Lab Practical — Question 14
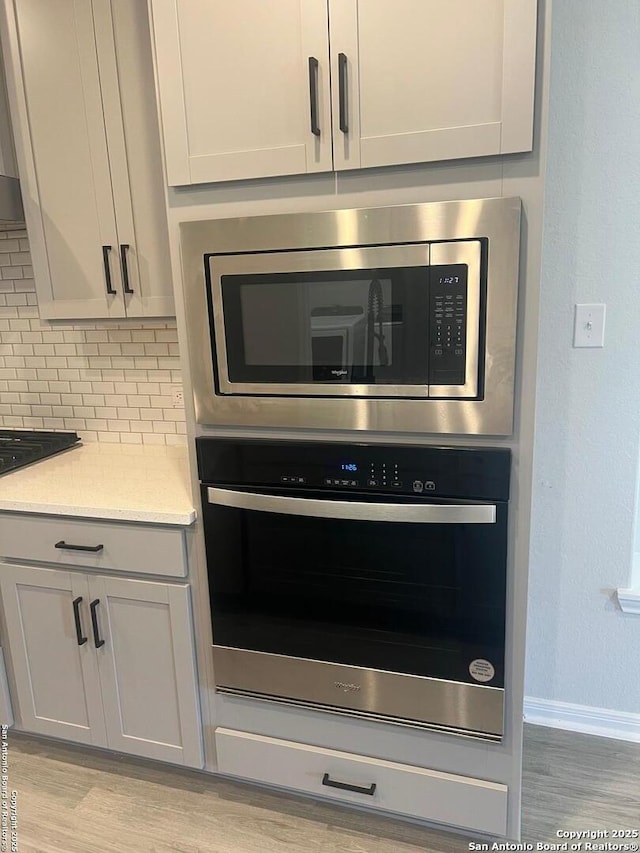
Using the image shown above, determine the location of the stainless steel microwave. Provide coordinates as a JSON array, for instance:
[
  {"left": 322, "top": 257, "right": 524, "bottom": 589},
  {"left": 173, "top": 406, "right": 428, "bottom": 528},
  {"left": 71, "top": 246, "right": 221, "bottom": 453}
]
[{"left": 180, "top": 197, "right": 521, "bottom": 436}]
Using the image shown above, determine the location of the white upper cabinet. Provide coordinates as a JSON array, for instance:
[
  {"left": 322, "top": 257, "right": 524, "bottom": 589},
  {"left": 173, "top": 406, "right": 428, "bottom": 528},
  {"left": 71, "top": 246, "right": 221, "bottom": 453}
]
[
  {"left": 151, "top": 0, "right": 537, "bottom": 186},
  {"left": 0, "top": 0, "right": 173, "bottom": 320},
  {"left": 151, "top": 0, "right": 332, "bottom": 185}
]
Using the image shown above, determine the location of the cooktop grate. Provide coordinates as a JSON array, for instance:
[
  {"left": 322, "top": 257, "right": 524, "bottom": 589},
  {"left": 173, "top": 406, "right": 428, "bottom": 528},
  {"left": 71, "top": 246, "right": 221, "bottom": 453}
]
[{"left": 0, "top": 430, "right": 80, "bottom": 475}]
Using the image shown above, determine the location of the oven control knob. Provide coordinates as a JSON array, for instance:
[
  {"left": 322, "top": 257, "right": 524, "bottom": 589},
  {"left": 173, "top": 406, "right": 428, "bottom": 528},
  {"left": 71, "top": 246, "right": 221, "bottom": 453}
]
[
  {"left": 412, "top": 480, "right": 424, "bottom": 493},
  {"left": 425, "top": 481, "right": 436, "bottom": 491}
]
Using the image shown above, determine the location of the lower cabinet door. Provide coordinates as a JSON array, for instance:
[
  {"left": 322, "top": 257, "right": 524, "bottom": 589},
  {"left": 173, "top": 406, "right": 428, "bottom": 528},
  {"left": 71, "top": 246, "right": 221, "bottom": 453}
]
[
  {"left": 89, "top": 575, "right": 203, "bottom": 767},
  {"left": 0, "top": 564, "right": 106, "bottom": 745},
  {"left": 216, "top": 728, "right": 508, "bottom": 836}
]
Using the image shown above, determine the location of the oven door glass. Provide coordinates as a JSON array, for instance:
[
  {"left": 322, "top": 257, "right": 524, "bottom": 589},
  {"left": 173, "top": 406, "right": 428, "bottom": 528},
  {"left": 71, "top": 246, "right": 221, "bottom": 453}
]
[
  {"left": 203, "top": 487, "right": 507, "bottom": 688},
  {"left": 207, "top": 242, "right": 481, "bottom": 398}
]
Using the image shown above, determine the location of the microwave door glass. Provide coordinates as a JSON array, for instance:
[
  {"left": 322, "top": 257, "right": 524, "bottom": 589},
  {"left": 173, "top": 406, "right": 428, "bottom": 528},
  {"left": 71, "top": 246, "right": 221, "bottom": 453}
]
[{"left": 219, "top": 267, "right": 430, "bottom": 389}]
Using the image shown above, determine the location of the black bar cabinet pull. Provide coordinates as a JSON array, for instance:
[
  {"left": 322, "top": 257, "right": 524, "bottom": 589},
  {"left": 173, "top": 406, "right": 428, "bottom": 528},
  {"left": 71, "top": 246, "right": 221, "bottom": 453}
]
[
  {"left": 72, "top": 597, "right": 88, "bottom": 646},
  {"left": 120, "top": 243, "right": 134, "bottom": 294},
  {"left": 308, "top": 56, "right": 321, "bottom": 136},
  {"left": 102, "top": 245, "right": 116, "bottom": 295},
  {"left": 321, "top": 773, "right": 377, "bottom": 796},
  {"left": 338, "top": 53, "right": 349, "bottom": 133},
  {"left": 90, "top": 599, "right": 105, "bottom": 648},
  {"left": 55, "top": 540, "right": 104, "bottom": 553}
]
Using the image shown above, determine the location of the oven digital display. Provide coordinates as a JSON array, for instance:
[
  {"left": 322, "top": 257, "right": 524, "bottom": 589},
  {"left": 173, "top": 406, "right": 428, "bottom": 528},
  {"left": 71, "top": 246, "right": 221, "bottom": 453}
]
[{"left": 341, "top": 463, "right": 358, "bottom": 472}]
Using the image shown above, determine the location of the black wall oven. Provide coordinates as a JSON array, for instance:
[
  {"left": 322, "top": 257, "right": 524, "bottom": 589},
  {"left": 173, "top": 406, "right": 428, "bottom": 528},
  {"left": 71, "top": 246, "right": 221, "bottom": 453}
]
[{"left": 198, "top": 438, "right": 511, "bottom": 741}]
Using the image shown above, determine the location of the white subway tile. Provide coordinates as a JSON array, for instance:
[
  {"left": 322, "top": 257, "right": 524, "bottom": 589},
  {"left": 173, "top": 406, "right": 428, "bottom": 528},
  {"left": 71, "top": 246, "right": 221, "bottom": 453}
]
[
  {"left": 121, "top": 433, "right": 143, "bottom": 445},
  {"left": 60, "top": 394, "right": 84, "bottom": 406},
  {"left": 150, "top": 395, "right": 170, "bottom": 408},
  {"left": 135, "top": 382, "right": 160, "bottom": 395},
  {"left": 73, "top": 407, "right": 96, "bottom": 419},
  {"left": 98, "top": 432, "right": 120, "bottom": 443},
  {"left": 107, "top": 420, "right": 130, "bottom": 432},
  {"left": 162, "top": 409, "right": 185, "bottom": 422},
  {"left": 138, "top": 408, "right": 164, "bottom": 422},
  {"left": 131, "top": 329, "right": 155, "bottom": 342},
  {"left": 64, "top": 418, "right": 86, "bottom": 430},
  {"left": 39, "top": 393, "right": 62, "bottom": 405},
  {"left": 115, "top": 407, "right": 140, "bottom": 420},
  {"left": 85, "top": 330, "right": 108, "bottom": 343},
  {"left": 114, "top": 382, "right": 138, "bottom": 395},
  {"left": 94, "top": 407, "right": 118, "bottom": 419},
  {"left": 142, "top": 433, "right": 166, "bottom": 445},
  {"left": 128, "top": 420, "right": 153, "bottom": 433},
  {"left": 125, "top": 394, "right": 150, "bottom": 408},
  {"left": 104, "top": 395, "right": 127, "bottom": 407},
  {"left": 54, "top": 344, "right": 77, "bottom": 356},
  {"left": 98, "top": 343, "right": 122, "bottom": 356},
  {"left": 152, "top": 421, "right": 176, "bottom": 434},
  {"left": 82, "top": 394, "right": 105, "bottom": 406},
  {"left": 121, "top": 343, "right": 145, "bottom": 356},
  {"left": 165, "top": 434, "right": 187, "bottom": 446},
  {"left": 22, "top": 417, "right": 45, "bottom": 429},
  {"left": 108, "top": 330, "right": 132, "bottom": 343},
  {"left": 47, "top": 381, "right": 71, "bottom": 393}
]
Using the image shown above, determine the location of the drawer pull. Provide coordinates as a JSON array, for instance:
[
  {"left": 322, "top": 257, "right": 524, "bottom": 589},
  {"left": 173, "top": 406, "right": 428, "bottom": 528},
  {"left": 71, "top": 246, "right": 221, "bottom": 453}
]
[
  {"left": 321, "top": 773, "right": 376, "bottom": 796},
  {"left": 90, "top": 599, "right": 105, "bottom": 649},
  {"left": 72, "top": 596, "right": 88, "bottom": 646},
  {"left": 55, "top": 540, "right": 104, "bottom": 553}
]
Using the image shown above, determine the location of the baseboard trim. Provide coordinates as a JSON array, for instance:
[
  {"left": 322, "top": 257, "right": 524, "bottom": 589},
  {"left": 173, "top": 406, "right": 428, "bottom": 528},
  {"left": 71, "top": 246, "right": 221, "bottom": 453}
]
[{"left": 524, "top": 697, "right": 640, "bottom": 743}]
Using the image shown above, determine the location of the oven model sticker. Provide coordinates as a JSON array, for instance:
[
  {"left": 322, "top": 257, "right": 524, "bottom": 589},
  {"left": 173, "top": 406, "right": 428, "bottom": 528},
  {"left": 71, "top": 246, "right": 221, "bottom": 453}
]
[{"left": 469, "top": 659, "right": 495, "bottom": 683}]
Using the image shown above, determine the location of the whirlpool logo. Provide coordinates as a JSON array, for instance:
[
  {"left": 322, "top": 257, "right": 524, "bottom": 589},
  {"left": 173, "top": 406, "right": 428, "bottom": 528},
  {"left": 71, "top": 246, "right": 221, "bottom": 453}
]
[
  {"left": 331, "top": 369, "right": 348, "bottom": 377},
  {"left": 334, "top": 681, "right": 361, "bottom": 693}
]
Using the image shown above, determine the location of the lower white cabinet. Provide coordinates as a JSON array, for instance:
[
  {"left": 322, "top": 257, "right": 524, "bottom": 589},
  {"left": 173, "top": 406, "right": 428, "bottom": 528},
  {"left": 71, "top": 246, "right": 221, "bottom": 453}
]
[
  {"left": 0, "top": 564, "right": 202, "bottom": 768},
  {"left": 216, "top": 728, "right": 508, "bottom": 836}
]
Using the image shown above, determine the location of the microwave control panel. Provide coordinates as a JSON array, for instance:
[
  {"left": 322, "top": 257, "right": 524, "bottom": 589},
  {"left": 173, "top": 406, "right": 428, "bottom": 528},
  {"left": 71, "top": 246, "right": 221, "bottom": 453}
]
[{"left": 429, "top": 264, "right": 468, "bottom": 387}]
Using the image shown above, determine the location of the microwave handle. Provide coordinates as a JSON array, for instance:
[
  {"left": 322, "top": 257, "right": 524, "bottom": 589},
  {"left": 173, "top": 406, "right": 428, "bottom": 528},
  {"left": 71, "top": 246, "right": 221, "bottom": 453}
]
[{"left": 207, "top": 488, "right": 496, "bottom": 524}]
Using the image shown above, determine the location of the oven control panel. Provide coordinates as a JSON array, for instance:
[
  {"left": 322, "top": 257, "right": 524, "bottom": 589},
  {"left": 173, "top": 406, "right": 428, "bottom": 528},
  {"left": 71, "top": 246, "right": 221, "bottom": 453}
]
[{"left": 197, "top": 438, "right": 511, "bottom": 502}]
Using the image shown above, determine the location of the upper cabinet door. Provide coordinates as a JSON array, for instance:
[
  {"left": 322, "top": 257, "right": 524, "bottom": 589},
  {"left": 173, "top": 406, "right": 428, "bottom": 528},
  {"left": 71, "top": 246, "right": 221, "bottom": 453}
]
[
  {"left": 6, "top": 0, "right": 125, "bottom": 319},
  {"left": 94, "top": 0, "right": 174, "bottom": 318},
  {"left": 330, "top": 0, "right": 537, "bottom": 171},
  {"left": 150, "top": 0, "right": 333, "bottom": 185}
]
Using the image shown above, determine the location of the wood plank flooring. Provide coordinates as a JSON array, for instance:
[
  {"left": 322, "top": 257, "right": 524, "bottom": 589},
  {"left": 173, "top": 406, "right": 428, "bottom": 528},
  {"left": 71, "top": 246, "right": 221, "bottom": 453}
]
[{"left": 6, "top": 725, "right": 640, "bottom": 852}]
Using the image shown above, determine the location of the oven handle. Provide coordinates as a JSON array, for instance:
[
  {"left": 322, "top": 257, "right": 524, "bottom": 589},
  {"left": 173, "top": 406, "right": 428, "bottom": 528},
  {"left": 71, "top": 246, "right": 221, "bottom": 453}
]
[{"left": 206, "top": 488, "right": 496, "bottom": 524}]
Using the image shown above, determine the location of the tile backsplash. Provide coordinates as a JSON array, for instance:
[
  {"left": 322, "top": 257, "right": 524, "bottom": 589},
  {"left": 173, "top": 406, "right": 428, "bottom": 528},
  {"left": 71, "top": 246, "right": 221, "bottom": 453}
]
[{"left": 0, "top": 229, "right": 186, "bottom": 445}]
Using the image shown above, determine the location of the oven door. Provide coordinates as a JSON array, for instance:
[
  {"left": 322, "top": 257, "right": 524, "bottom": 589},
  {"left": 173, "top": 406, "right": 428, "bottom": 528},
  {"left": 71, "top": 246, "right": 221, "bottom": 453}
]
[
  {"left": 207, "top": 241, "right": 481, "bottom": 399},
  {"left": 202, "top": 485, "right": 507, "bottom": 738}
]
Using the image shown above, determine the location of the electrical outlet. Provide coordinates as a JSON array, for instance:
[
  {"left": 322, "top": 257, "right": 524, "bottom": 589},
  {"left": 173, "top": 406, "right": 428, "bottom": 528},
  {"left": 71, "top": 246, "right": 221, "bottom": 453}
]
[
  {"left": 171, "top": 387, "right": 184, "bottom": 408},
  {"left": 574, "top": 304, "right": 606, "bottom": 348}
]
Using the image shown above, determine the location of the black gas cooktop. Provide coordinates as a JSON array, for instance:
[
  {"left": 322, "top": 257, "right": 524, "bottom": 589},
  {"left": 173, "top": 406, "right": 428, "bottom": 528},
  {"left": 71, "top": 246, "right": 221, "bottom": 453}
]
[{"left": 0, "top": 430, "right": 81, "bottom": 475}]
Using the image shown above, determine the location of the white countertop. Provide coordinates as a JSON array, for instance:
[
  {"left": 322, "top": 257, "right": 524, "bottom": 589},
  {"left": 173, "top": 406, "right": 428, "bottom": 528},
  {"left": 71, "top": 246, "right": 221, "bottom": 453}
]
[{"left": 0, "top": 443, "right": 197, "bottom": 525}]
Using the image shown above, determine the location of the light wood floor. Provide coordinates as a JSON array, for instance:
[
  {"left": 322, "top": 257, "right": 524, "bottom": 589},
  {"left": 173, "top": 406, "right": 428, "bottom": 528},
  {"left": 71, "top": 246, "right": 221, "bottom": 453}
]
[{"left": 7, "top": 725, "right": 640, "bottom": 852}]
